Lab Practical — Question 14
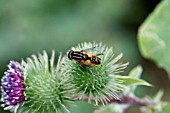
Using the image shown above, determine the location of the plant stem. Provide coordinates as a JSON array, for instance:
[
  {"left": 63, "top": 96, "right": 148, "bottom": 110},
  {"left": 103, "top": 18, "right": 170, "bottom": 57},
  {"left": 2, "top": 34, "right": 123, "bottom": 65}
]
[{"left": 73, "top": 94, "right": 155, "bottom": 107}]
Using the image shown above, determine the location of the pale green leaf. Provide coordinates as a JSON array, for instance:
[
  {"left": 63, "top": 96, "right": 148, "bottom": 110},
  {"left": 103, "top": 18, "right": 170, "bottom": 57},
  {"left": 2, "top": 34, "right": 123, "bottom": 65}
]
[
  {"left": 128, "top": 65, "right": 143, "bottom": 94},
  {"left": 116, "top": 76, "right": 152, "bottom": 87},
  {"left": 153, "top": 90, "right": 164, "bottom": 102},
  {"left": 129, "top": 65, "right": 143, "bottom": 78},
  {"left": 94, "top": 104, "right": 126, "bottom": 113},
  {"left": 163, "top": 103, "right": 170, "bottom": 113},
  {"left": 138, "top": 0, "right": 170, "bottom": 74}
]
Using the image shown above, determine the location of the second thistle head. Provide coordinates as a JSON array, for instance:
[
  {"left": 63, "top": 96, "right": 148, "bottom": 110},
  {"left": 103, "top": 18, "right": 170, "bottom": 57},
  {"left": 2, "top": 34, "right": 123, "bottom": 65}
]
[{"left": 62, "top": 42, "right": 129, "bottom": 105}]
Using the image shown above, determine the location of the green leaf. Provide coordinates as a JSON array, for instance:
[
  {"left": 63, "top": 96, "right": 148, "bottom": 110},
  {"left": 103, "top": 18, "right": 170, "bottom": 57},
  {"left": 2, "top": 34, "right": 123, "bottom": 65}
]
[
  {"left": 163, "top": 103, "right": 170, "bottom": 113},
  {"left": 129, "top": 65, "right": 143, "bottom": 78},
  {"left": 94, "top": 104, "right": 125, "bottom": 113},
  {"left": 116, "top": 76, "right": 152, "bottom": 87},
  {"left": 138, "top": 0, "right": 170, "bottom": 74},
  {"left": 153, "top": 90, "right": 164, "bottom": 102},
  {"left": 128, "top": 65, "right": 143, "bottom": 94}
]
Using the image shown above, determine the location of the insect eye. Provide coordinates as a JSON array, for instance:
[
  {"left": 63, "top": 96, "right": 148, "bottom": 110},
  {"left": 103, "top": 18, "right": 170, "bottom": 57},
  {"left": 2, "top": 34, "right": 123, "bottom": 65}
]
[
  {"left": 99, "top": 60, "right": 101, "bottom": 63},
  {"left": 98, "top": 59, "right": 101, "bottom": 64}
]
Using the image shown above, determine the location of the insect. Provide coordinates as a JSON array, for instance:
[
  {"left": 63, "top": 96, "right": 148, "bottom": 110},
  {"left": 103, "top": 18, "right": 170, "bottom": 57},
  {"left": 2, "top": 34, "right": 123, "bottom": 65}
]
[{"left": 68, "top": 48, "right": 103, "bottom": 66}]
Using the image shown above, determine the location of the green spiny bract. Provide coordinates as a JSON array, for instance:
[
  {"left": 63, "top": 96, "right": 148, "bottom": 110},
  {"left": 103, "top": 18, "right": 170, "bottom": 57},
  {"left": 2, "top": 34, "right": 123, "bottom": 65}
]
[
  {"left": 61, "top": 42, "right": 129, "bottom": 105},
  {"left": 18, "top": 51, "right": 74, "bottom": 113}
]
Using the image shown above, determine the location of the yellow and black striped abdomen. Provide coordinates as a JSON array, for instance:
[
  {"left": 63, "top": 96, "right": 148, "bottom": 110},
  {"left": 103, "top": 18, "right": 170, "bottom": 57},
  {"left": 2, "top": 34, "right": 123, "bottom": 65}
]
[
  {"left": 68, "top": 50, "right": 101, "bottom": 66},
  {"left": 68, "top": 50, "right": 88, "bottom": 62}
]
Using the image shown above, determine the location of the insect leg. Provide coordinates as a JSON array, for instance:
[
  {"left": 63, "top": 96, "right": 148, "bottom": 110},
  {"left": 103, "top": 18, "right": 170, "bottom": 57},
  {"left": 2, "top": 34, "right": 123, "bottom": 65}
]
[{"left": 96, "top": 53, "right": 104, "bottom": 56}]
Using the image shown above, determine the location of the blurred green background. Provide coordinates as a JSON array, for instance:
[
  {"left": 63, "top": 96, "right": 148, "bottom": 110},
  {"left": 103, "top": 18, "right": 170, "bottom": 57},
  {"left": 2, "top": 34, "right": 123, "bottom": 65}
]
[{"left": 1, "top": 0, "right": 169, "bottom": 113}]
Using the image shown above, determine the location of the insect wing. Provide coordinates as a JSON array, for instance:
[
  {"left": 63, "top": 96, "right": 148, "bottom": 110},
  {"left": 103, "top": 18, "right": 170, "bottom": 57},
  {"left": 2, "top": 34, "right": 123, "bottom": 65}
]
[{"left": 82, "top": 46, "right": 104, "bottom": 56}]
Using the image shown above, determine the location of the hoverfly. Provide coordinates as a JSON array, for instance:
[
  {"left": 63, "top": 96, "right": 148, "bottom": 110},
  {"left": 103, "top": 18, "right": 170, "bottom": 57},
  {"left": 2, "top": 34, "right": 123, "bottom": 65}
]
[{"left": 68, "top": 47, "right": 103, "bottom": 66}]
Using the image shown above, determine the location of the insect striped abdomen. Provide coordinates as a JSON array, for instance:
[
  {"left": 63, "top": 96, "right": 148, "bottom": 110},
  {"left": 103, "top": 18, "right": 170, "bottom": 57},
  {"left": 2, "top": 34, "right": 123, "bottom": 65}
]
[{"left": 68, "top": 49, "right": 102, "bottom": 66}]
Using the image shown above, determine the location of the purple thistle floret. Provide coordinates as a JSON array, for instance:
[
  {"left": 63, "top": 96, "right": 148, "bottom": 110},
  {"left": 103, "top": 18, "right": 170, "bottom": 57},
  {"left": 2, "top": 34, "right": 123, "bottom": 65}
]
[{"left": 1, "top": 61, "right": 26, "bottom": 111}]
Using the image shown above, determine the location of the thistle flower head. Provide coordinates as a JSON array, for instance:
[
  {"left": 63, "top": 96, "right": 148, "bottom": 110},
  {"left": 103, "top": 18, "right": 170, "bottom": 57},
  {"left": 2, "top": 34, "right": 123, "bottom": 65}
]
[
  {"left": 62, "top": 42, "right": 129, "bottom": 105},
  {"left": 16, "top": 51, "right": 74, "bottom": 113},
  {"left": 1, "top": 61, "right": 26, "bottom": 112}
]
